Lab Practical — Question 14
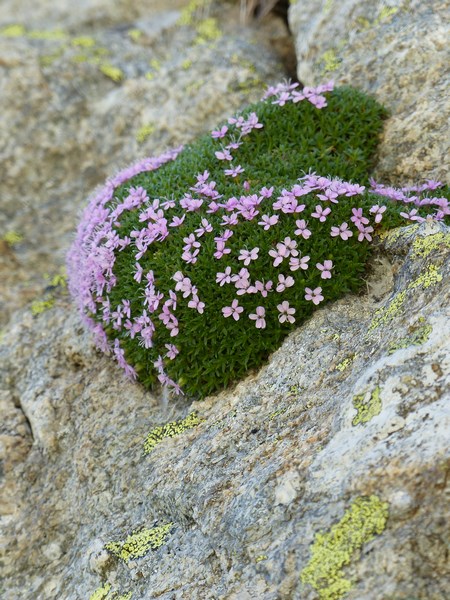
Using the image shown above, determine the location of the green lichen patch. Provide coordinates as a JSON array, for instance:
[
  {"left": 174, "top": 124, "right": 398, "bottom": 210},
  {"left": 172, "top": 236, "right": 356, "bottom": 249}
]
[
  {"left": 300, "top": 495, "right": 389, "bottom": 600},
  {"left": 411, "top": 232, "right": 450, "bottom": 260},
  {"left": 89, "top": 583, "right": 111, "bottom": 600},
  {"left": 136, "top": 123, "right": 155, "bottom": 144},
  {"left": 31, "top": 298, "right": 55, "bottom": 316},
  {"left": 369, "top": 290, "right": 406, "bottom": 331},
  {"left": 352, "top": 387, "right": 382, "bottom": 426},
  {"left": 320, "top": 49, "right": 341, "bottom": 73},
  {"left": 1, "top": 230, "right": 23, "bottom": 245},
  {"left": 255, "top": 554, "right": 268, "bottom": 562},
  {"left": 105, "top": 523, "right": 173, "bottom": 562},
  {"left": 143, "top": 412, "right": 202, "bottom": 454},
  {"left": 388, "top": 319, "right": 432, "bottom": 355},
  {"left": 195, "top": 17, "right": 221, "bottom": 44},
  {"left": 335, "top": 353, "right": 357, "bottom": 372},
  {"left": 408, "top": 264, "right": 442, "bottom": 290},
  {"left": 0, "top": 24, "right": 26, "bottom": 37},
  {"left": 99, "top": 63, "right": 124, "bottom": 83}
]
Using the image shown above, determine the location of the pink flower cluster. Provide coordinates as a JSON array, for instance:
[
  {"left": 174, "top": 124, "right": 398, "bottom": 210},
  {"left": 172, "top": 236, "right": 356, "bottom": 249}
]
[{"left": 263, "top": 80, "right": 335, "bottom": 109}]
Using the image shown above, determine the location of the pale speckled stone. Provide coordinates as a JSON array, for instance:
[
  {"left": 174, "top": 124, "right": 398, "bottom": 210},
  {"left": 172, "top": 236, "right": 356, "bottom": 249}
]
[{"left": 289, "top": 0, "right": 450, "bottom": 185}]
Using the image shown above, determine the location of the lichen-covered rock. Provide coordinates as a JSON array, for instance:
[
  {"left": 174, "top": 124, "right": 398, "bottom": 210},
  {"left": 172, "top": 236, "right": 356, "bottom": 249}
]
[
  {"left": 1, "top": 220, "right": 449, "bottom": 598},
  {"left": 289, "top": 0, "right": 450, "bottom": 186}
]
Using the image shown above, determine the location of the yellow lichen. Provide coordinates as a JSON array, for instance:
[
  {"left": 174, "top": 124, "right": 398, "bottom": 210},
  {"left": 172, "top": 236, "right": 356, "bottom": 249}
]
[
  {"left": 255, "top": 554, "right": 268, "bottom": 562},
  {"left": 31, "top": 299, "right": 55, "bottom": 316},
  {"left": 149, "top": 58, "right": 161, "bottom": 71},
  {"left": 0, "top": 24, "right": 26, "bottom": 37},
  {"left": 136, "top": 123, "right": 155, "bottom": 144},
  {"left": 28, "top": 28, "right": 67, "bottom": 40},
  {"left": 177, "top": 0, "right": 211, "bottom": 26},
  {"left": 128, "top": 28, "right": 142, "bottom": 42},
  {"left": 388, "top": 319, "right": 432, "bottom": 354},
  {"left": 377, "top": 6, "right": 399, "bottom": 22},
  {"left": 143, "top": 412, "right": 202, "bottom": 454},
  {"left": 2, "top": 231, "right": 23, "bottom": 245},
  {"left": 181, "top": 58, "right": 193, "bottom": 69},
  {"left": 321, "top": 49, "right": 340, "bottom": 73},
  {"left": 89, "top": 583, "right": 111, "bottom": 600},
  {"left": 99, "top": 64, "right": 124, "bottom": 83},
  {"left": 300, "top": 496, "right": 389, "bottom": 600},
  {"left": 105, "top": 523, "right": 173, "bottom": 562},
  {"left": 335, "top": 354, "right": 357, "bottom": 372},
  {"left": 71, "top": 36, "right": 96, "bottom": 48},
  {"left": 368, "top": 290, "right": 406, "bottom": 331},
  {"left": 195, "top": 18, "right": 221, "bottom": 44},
  {"left": 411, "top": 232, "right": 450, "bottom": 259},
  {"left": 352, "top": 387, "right": 382, "bottom": 426},
  {"left": 408, "top": 264, "right": 442, "bottom": 290}
]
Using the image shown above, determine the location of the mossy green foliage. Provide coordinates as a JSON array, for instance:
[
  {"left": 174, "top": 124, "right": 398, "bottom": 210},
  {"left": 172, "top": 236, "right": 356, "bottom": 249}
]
[
  {"left": 104, "top": 87, "right": 389, "bottom": 397},
  {"left": 143, "top": 412, "right": 202, "bottom": 454},
  {"left": 300, "top": 495, "right": 389, "bottom": 600},
  {"left": 352, "top": 386, "right": 382, "bottom": 426},
  {"left": 105, "top": 523, "right": 173, "bottom": 562},
  {"left": 81, "top": 85, "right": 450, "bottom": 399}
]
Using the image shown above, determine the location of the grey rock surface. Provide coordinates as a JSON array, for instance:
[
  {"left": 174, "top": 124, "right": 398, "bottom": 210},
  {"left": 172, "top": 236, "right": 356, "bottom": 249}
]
[{"left": 289, "top": 0, "right": 450, "bottom": 186}]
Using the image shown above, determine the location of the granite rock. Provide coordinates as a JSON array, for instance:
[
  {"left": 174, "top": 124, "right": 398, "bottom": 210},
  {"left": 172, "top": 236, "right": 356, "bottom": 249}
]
[{"left": 289, "top": 0, "right": 450, "bottom": 186}]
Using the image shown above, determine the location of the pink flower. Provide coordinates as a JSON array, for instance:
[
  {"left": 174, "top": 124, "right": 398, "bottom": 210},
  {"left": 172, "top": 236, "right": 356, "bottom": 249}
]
[
  {"left": 369, "top": 204, "right": 387, "bottom": 223},
  {"left": 330, "top": 222, "right": 353, "bottom": 240},
  {"left": 222, "top": 299, "right": 243, "bottom": 321},
  {"left": 282, "top": 237, "right": 298, "bottom": 257},
  {"left": 399, "top": 208, "right": 425, "bottom": 222},
  {"left": 188, "top": 295, "right": 205, "bottom": 314},
  {"left": 289, "top": 255, "right": 310, "bottom": 271},
  {"left": 356, "top": 224, "right": 374, "bottom": 242},
  {"left": 195, "top": 218, "right": 213, "bottom": 237},
  {"left": 258, "top": 214, "right": 279, "bottom": 230},
  {"left": 259, "top": 186, "right": 274, "bottom": 198},
  {"left": 238, "top": 247, "right": 259, "bottom": 266},
  {"left": 247, "top": 280, "right": 273, "bottom": 297},
  {"left": 316, "top": 260, "right": 333, "bottom": 279},
  {"left": 305, "top": 287, "right": 324, "bottom": 305},
  {"left": 311, "top": 205, "right": 331, "bottom": 222},
  {"left": 165, "top": 344, "right": 179, "bottom": 359},
  {"left": 249, "top": 306, "right": 266, "bottom": 329},
  {"left": 276, "top": 274, "right": 295, "bottom": 292},
  {"left": 216, "top": 266, "right": 233, "bottom": 286},
  {"left": 350, "top": 208, "right": 369, "bottom": 227},
  {"left": 317, "top": 189, "right": 339, "bottom": 203},
  {"left": 211, "top": 125, "right": 228, "bottom": 139},
  {"left": 277, "top": 301, "right": 296, "bottom": 324},
  {"left": 134, "top": 262, "right": 143, "bottom": 283},
  {"left": 215, "top": 148, "right": 232, "bottom": 161},
  {"left": 294, "top": 219, "right": 312, "bottom": 239},
  {"left": 169, "top": 215, "right": 186, "bottom": 227},
  {"left": 225, "top": 165, "right": 245, "bottom": 177}
]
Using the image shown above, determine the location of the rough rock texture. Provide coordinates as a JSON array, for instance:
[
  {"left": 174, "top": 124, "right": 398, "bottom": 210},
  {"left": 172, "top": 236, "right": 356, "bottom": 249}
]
[
  {"left": 1, "top": 2, "right": 450, "bottom": 600},
  {"left": 2, "top": 222, "right": 449, "bottom": 599},
  {"left": 289, "top": 0, "right": 450, "bottom": 186}
]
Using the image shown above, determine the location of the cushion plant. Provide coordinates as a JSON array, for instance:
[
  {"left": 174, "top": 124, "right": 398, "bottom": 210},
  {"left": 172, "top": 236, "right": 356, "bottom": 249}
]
[{"left": 67, "top": 81, "right": 450, "bottom": 399}]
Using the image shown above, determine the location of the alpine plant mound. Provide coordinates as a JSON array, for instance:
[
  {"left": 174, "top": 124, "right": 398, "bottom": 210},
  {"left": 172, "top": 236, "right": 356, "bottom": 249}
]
[{"left": 67, "top": 81, "right": 450, "bottom": 399}]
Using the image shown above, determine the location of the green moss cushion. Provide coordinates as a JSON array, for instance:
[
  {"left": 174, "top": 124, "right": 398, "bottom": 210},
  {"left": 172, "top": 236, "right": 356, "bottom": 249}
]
[{"left": 67, "top": 81, "right": 449, "bottom": 399}]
